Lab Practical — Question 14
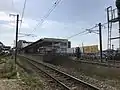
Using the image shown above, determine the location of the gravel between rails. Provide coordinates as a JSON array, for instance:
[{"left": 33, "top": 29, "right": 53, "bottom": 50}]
[
  {"left": 20, "top": 55, "right": 118, "bottom": 90},
  {"left": 37, "top": 61, "right": 117, "bottom": 90},
  {"left": 44, "top": 62, "right": 118, "bottom": 90},
  {"left": 17, "top": 57, "right": 65, "bottom": 90},
  {"left": 29, "top": 59, "right": 99, "bottom": 90},
  {"left": 56, "top": 66, "right": 118, "bottom": 90}
]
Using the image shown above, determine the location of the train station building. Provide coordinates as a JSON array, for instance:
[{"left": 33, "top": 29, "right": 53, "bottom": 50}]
[{"left": 20, "top": 38, "right": 71, "bottom": 54}]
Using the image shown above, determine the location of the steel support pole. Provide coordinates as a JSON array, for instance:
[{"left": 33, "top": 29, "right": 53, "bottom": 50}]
[
  {"left": 15, "top": 14, "right": 19, "bottom": 71},
  {"left": 118, "top": 9, "right": 120, "bottom": 49},
  {"left": 99, "top": 23, "right": 103, "bottom": 62},
  {"left": 107, "top": 7, "right": 110, "bottom": 49}
]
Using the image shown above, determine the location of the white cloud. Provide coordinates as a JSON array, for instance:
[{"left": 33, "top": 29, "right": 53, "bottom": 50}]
[
  {"left": 0, "top": 0, "right": 118, "bottom": 49},
  {"left": 40, "top": 20, "right": 88, "bottom": 37},
  {"left": 0, "top": 28, "right": 15, "bottom": 47},
  {"left": 0, "top": 10, "right": 38, "bottom": 46},
  {"left": 20, "top": 22, "right": 29, "bottom": 29},
  {"left": 0, "top": 12, "right": 13, "bottom": 21},
  {"left": 0, "top": 11, "right": 15, "bottom": 29},
  {"left": 34, "top": 20, "right": 119, "bottom": 49},
  {"left": 0, "top": 11, "right": 37, "bottom": 29},
  {"left": 20, "top": 18, "right": 38, "bottom": 29}
]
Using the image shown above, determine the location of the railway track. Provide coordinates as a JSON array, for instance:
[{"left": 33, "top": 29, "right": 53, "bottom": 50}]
[{"left": 19, "top": 55, "right": 100, "bottom": 90}]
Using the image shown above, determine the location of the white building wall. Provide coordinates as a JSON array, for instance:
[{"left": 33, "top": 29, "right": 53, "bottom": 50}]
[
  {"left": 22, "top": 43, "right": 32, "bottom": 48},
  {"left": 52, "top": 42, "right": 68, "bottom": 53},
  {"left": 67, "top": 48, "right": 75, "bottom": 54}
]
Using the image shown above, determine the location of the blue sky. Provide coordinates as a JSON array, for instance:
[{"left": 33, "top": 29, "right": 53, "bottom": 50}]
[{"left": 0, "top": 0, "right": 119, "bottom": 49}]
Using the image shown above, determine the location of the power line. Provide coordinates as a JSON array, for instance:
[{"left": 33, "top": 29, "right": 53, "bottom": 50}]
[
  {"left": 19, "top": 0, "right": 27, "bottom": 33},
  {"left": 87, "top": 22, "right": 108, "bottom": 30},
  {"left": 18, "top": 33, "right": 37, "bottom": 38},
  {"left": 18, "top": 35, "right": 36, "bottom": 37},
  {"left": 67, "top": 30, "right": 87, "bottom": 39},
  {"left": 67, "top": 27, "right": 97, "bottom": 39},
  {"left": 19, "top": 21, "right": 108, "bottom": 38},
  {"left": 18, "top": 0, "right": 32, "bottom": 38},
  {"left": 19, "top": 33, "right": 36, "bottom": 36},
  {"left": 67, "top": 22, "right": 108, "bottom": 39},
  {"left": 19, "top": 0, "right": 62, "bottom": 38},
  {"left": 79, "top": 32, "right": 90, "bottom": 36},
  {"left": 33, "top": 0, "right": 62, "bottom": 31},
  {"left": 19, "top": 33, "right": 37, "bottom": 37}
]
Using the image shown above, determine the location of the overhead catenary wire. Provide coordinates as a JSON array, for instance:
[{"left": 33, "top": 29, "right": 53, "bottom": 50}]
[
  {"left": 67, "top": 30, "right": 87, "bottom": 39},
  {"left": 18, "top": 35, "right": 36, "bottom": 37},
  {"left": 33, "top": 0, "right": 62, "bottom": 31},
  {"left": 18, "top": 0, "right": 109, "bottom": 39},
  {"left": 67, "top": 22, "right": 108, "bottom": 39},
  {"left": 19, "top": 21, "right": 108, "bottom": 39},
  {"left": 11, "top": 0, "right": 33, "bottom": 38},
  {"left": 19, "top": 33, "right": 36, "bottom": 36},
  {"left": 19, "top": 0, "right": 27, "bottom": 33},
  {"left": 19, "top": 0, "right": 62, "bottom": 38},
  {"left": 20, "top": 0, "right": 108, "bottom": 38},
  {"left": 18, "top": 0, "right": 35, "bottom": 38},
  {"left": 77, "top": 31, "right": 90, "bottom": 37}
]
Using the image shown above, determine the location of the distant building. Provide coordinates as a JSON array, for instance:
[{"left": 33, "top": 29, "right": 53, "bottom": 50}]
[
  {"left": 0, "top": 42, "right": 4, "bottom": 52},
  {"left": 21, "top": 38, "right": 71, "bottom": 54},
  {"left": 0, "top": 42, "right": 11, "bottom": 53},
  {"left": 0, "top": 42, "right": 4, "bottom": 47},
  {"left": 39, "top": 38, "right": 71, "bottom": 53},
  {"left": 17, "top": 40, "right": 33, "bottom": 49},
  {"left": 67, "top": 48, "right": 75, "bottom": 54},
  {"left": 81, "top": 45, "right": 98, "bottom": 53},
  {"left": 3, "top": 46, "right": 11, "bottom": 50}
]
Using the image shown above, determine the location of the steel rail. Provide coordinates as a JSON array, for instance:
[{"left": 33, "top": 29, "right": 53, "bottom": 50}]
[
  {"left": 27, "top": 59, "right": 71, "bottom": 90},
  {"left": 19, "top": 55, "right": 100, "bottom": 90}
]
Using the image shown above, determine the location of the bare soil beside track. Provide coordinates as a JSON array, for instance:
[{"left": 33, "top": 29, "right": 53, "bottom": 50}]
[{"left": 0, "top": 55, "right": 46, "bottom": 90}]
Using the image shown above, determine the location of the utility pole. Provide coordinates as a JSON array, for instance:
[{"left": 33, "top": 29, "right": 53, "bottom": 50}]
[
  {"left": 15, "top": 14, "right": 19, "bottom": 71},
  {"left": 99, "top": 23, "right": 103, "bottom": 62}
]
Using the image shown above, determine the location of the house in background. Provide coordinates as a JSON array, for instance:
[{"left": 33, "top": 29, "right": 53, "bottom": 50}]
[
  {"left": 0, "top": 42, "right": 11, "bottom": 53},
  {"left": 17, "top": 40, "right": 33, "bottom": 49},
  {"left": 0, "top": 42, "right": 4, "bottom": 52}
]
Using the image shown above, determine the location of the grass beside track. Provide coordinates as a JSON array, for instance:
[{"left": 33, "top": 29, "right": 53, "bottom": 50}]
[
  {"left": 0, "top": 55, "right": 17, "bottom": 79},
  {"left": 17, "top": 56, "right": 45, "bottom": 90},
  {"left": 17, "top": 66, "right": 44, "bottom": 90},
  {"left": 0, "top": 55, "right": 44, "bottom": 89}
]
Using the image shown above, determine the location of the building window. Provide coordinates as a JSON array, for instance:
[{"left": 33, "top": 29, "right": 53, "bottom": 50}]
[{"left": 61, "top": 42, "right": 67, "bottom": 46}]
